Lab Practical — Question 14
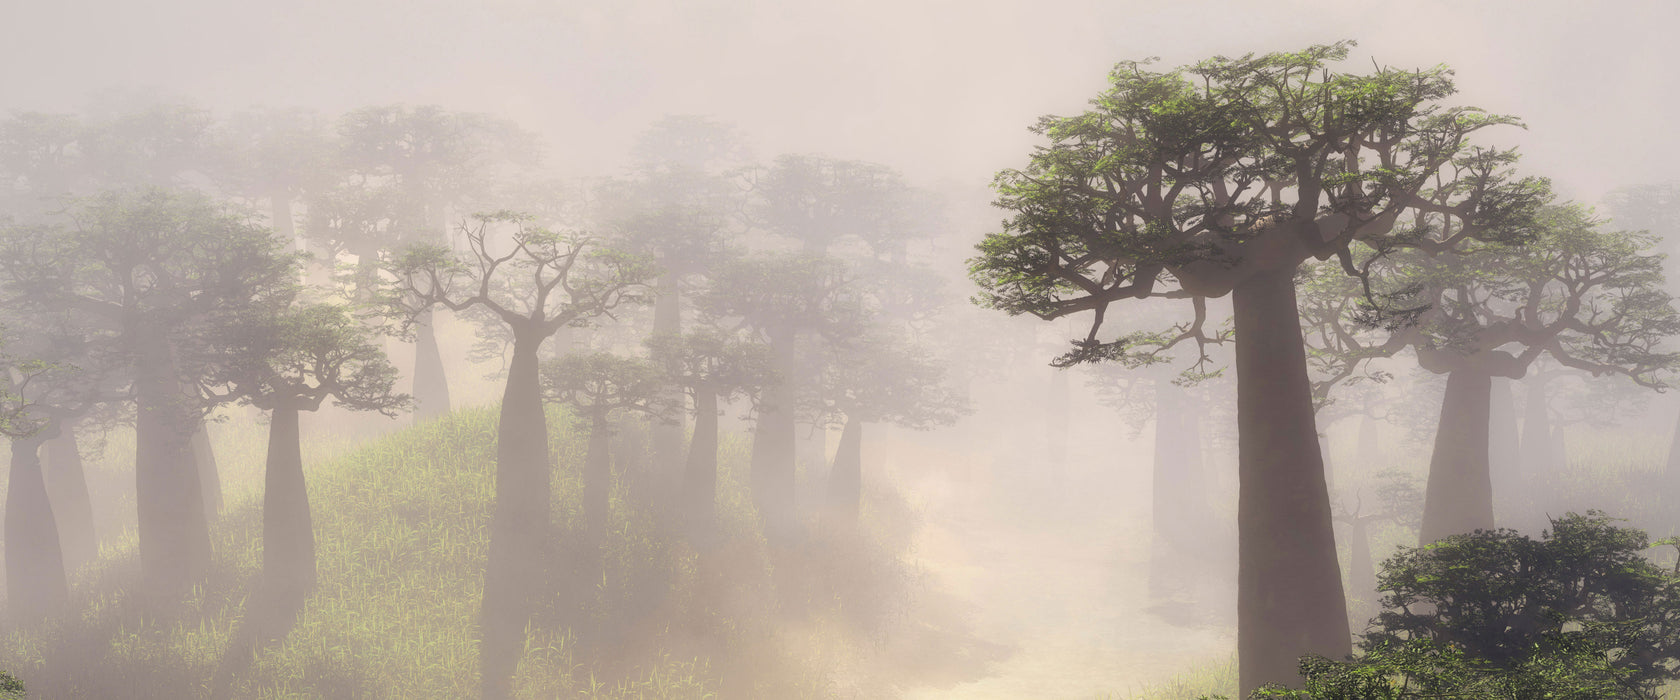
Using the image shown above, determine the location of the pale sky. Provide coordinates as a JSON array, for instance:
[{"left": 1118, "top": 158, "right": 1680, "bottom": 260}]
[{"left": 2, "top": 0, "right": 1675, "bottom": 202}]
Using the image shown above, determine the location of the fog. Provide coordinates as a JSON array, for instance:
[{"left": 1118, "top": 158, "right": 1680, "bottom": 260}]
[{"left": 0, "top": 1, "right": 1678, "bottom": 699}]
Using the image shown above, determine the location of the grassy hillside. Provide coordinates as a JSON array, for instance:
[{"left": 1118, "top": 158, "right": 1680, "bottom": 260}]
[{"left": 1, "top": 405, "right": 940, "bottom": 699}]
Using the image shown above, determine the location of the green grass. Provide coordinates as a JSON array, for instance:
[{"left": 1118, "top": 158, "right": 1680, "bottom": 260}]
[{"left": 1, "top": 404, "right": 922, "bottom": 699}]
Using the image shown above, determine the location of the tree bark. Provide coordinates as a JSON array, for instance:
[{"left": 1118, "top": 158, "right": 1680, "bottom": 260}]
[
  {"left": 261, "top": 404, "right": 315, "bottom": 611},
  {"left": 750, "top": 326, "right": 799, "bottom": 546},
  {"left": 1231, "top": 267, "right": 1350, "bottom": 696},
  {"left": 6, "top": 436, "right": 67, "bottom": 626},
  {"left": 478, "top": 335, "right": 551, "bottom": 700},
  {"left": 192, "top": 420, "right": 222, "bottom": 520},
  {"left": 681, "top": 387, "right": 720, "bottom": 536},
  {"left": 135, "top": 337, "right": 213, "bottom": 598},
  {"left": 1419, "top": 370, "right": 1495, "bottom": 545},
  {"left": 824, "top": 416, "right": 863, "bottom": 527},
  {"left": 413, "top": 309, "right": 452, "bottom": 424},
  {"left": 1518, "top": 373, "right": 1554, "bottom": 479},
  {"left": 584, "top": 412, "right": 613, "bottom": 548},
  {"left": 1488, "top": 377, "right": 1522, "bottom": 516},
  {"left": 42, "top": 426, "right": 96, "bottom": 573}
]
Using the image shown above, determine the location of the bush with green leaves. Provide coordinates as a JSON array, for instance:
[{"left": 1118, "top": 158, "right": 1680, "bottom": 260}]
[{"left": 1212, "top": 512, "right": 1680, "bottom": 699}]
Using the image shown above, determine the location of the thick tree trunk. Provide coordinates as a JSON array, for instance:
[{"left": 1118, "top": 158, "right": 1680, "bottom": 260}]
[
  {"left": 750, "top": 326, "right": 799, "bottom": 545},
  {"left": 271, "top": 192, "right": 297, "bottom": 253},
  {"left": 584, "top": 413, "right": 613, "bottom": 548},
  {"left": 1355, "top": 414, "right": 1380, "bottom": 475},
  {"left": 651, "top": 271, "right": 685, "bottom": 489},
  {"left": 478, "top": 336, "right": 551, "bottom": 700},
  {"left": 42, "top": 426, "right": 96, "bottom": 573},
  {"left": 1488, "top": 378, "right": 1522, "bottom": 516},
  {"left": 261, "top": 405, "right": 315, "bottom": 612},
  {"left": 6, "top": 436, "right": 67, "bottom": 626},
  {"left": 824, "top": 417, "right": 863, "bottom": 527},
  {"left": 1231, "top": 267, "right": 1350, "bottom": 696},
  {"left": 1419, "top": 370, "right": 1495, "bottom": 544},
  {"left": 413, "top": 309, "right": 452, "bottom": 424},
  {"left": 135, "top": 340, "right": 213, "bottom": 598},
  {"left": 192, "top": 420, "right": 222, "bottom": 520},
  {"left": 681, "top": 387, "right": 720, "bottom": 535},
  {"left": 1519, "top": 374, "right": 1554, "bottom": 479}
]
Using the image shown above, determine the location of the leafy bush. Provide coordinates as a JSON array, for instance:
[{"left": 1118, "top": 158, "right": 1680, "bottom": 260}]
[{"left": 1217, "top": 512, "right": 1680, "bottom": 699}]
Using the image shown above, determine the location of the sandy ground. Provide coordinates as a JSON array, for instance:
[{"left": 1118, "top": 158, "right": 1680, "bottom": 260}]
[{"left": 885, "top": 430, "right": 1236, "bottom": 700}]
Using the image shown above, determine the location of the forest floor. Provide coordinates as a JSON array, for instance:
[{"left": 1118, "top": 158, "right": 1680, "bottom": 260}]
[{"left": 885, "top": 432, "right": 1236, "bottom": 700}]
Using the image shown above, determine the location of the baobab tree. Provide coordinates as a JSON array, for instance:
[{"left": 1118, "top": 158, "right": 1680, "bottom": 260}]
[
  {"left": 382, "top": 211, "right": 653, "bottom": 700},
  {"left": 204, "top": 301, "right": 408, "bottom": 616},
  {"left": 646, "top": 328, "right": 774, "bottom": 535},
  {"left": 696, "top": 252, "right": 866, "bottom": 545},
  {"left": 967, "top": 42, "right": 1538, "bottom": 692},
  {"left": 540, "top": 351, "right": 668, "bottom": 548},
  {"left": 811, "top": 328, "right": 967, "bottom": 527},
  {"left": 0, "top": 190, "right": 296, "bottom": 598}
]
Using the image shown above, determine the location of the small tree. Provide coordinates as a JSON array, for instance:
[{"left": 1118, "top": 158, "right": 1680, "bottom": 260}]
[
  {"left": 811, "top": 328, "right": 967, "bottom": 527},
  {"left": 540, "top": 351, "right": 668, "bottom": 547},
  {"left": 204, "top": 301, "right": 408, "bottom": 614},
  {"left": 646, "top": 328, "right": 775, "bottom": 534}
]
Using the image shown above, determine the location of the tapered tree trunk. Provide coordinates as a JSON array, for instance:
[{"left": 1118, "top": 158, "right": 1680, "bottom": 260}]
[
  {"left": 1419, "top": 370, "right": 1495, "bottom": 545},
  {"left": 824, "top": 417, "right": 863, "bottom": 527},
  {"left": 1231, "top": 267, "right": 1350, "bottom": 696},
  {"left": 584, "top": 412, "right": 613, "bottom": 548},
  {"left": 6, "top": 436, "right": 67, "bottom": 626},
  {"left": 651, "top": 271, "right": 685, "bottom": 488},
  {"left": 1319, "top": 433, "right": 1335, "bottom": 492},
  {"left": 413, "top": 309, "right": 452, "bottom": 424},
  {"left": 261, "top": 404, "right": 315, "bottom": 612},
  {"left": 271, "top": 192, "right": 298, "bottom": 254},
  {"left": 750, "top": 326, "right": 798, "bottom": 545},
  {"left": 1519, "top": 374, "right": 1554, "bottom": 479},
  {"left": 478, "top": 335, "right": 551, "bottom": 700},
  {"left": 135, "top": 338, "right": 213, "bottom": 598},
  {"left": 1489, "top": 378, "right": 1522, "bottom": 516},
  {"left": 681, "top": 387, "right": 720, "bottom": 535},
  {"left": 1356, "top": 414, "right": 1380, "bottom": 474},
  {"left": 193, "top": 421, "right": 222, "bottom": 520},
  {"left": 43, "top": 426, "right": 96, "bottom": 573}
]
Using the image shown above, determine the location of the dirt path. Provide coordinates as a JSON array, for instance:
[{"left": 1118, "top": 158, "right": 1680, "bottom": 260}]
[{"left": 888, "top": 434, "right": 1235, "bottom": 700}]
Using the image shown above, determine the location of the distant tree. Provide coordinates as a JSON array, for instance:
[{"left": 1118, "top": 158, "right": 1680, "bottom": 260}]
[
  {"left": 1331, "top": 469, "right": 1421, "bottom": 611},
  {"left": 333, "top": 105, "right": 541, "bottom": 421},
  {"left": 203, "top": 301, "right": 408, "bottom": 615},
  {"left": 382, "top": 211, "right": 653, "bottom": 700},
  {"left": 208, "top": 108, "right": 335, "bottom": 259},
  {"left": 646, "top": 328, "right": 775, "bottom": 534},
  {"left": 0, "top": 190, "right": 295, "bottom": 598},
  {"left": 811, "top": 328, "right": 967, "bottom": 527},
  {"left": 696, "top": 252, "right": 866, "bottom": 544},
  {"left": 597, "top": 116, "right": 748, "bottom": 481},
  {"left": 540, "top": 351, "right": 668, "bottom": 546},
  {"left": 967, "top": 42, "right": 1532, "bottom": 692},
  {"left": 1374, "top": 205, "right": 1677, "bottom": 543}
]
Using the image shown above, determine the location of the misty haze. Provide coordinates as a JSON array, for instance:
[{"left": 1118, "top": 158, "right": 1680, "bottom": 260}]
[{"left": 1, "top": 1, "right": 1679, "bottom": 698}]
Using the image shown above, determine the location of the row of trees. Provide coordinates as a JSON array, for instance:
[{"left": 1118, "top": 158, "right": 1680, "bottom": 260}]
[
  {"left": 0, "top": 101, "right": 973, "bottom": 697},
  {"left": 969, "top": 41, "right": 1680, "bottom": 694}
]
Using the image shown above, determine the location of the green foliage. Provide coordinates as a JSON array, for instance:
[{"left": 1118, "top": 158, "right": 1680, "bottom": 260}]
[{"left": 1223, "top": 512, "right": 1680, "bottom": 699}]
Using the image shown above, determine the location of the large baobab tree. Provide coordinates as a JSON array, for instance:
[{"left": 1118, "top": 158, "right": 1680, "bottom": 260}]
[
  {"left": 383, "top": 211, "right": 653, "bottom": 700},
  {"left": 968, "top": 42, "right": 1537, "bottom": 693}
]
